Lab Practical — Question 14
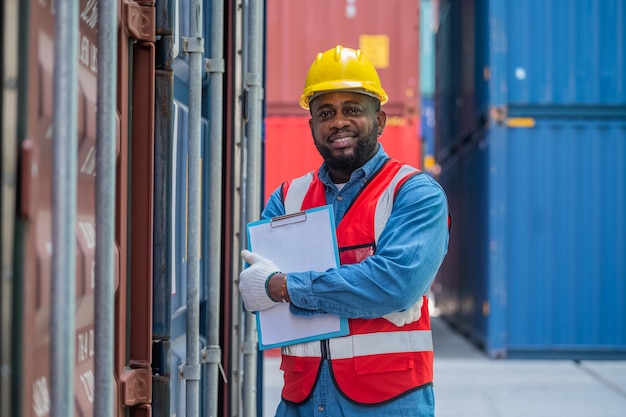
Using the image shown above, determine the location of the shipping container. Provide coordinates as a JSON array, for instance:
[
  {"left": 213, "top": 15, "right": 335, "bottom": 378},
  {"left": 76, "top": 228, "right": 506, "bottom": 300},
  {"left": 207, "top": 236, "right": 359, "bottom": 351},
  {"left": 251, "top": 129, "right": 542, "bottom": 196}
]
[
  {"left": 265, "top": 0, "right": 423, "bottom": 199},
  {"left": 419, "top": 1, "right": 438, "bottom": 174},
  {"left": 420, "top": 97, "right": 437, "bottom": 173},
  {"left": 434, "top": 0, "right": 626, "bottom": 359},
  {"left": 434, "top": 0, "right": 489, "bottom": 157},
  {"left": 2, "top": 0, "right": 264, "bottom": 416},
  {"left": 152, "top": 1, "right": 254, "bottom": 416},
  {"left": 11, "top": 1, "right": 130, "bottom": 415},
  {"left": 264, "top": 115, "right": 421, "bottom": 202},
  {"left": 266, "top": 0, "right": 421, "bottom": 117},
  {"left": 419, "top": 0, "right": 436, "bottom": 98}
]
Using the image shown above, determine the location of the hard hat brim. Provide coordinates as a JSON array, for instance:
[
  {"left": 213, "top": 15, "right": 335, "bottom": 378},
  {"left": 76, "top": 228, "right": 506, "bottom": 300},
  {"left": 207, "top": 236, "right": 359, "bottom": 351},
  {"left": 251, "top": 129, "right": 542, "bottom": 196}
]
[{"left": 300, "top": 81, "right": 388, "bottom": 110}]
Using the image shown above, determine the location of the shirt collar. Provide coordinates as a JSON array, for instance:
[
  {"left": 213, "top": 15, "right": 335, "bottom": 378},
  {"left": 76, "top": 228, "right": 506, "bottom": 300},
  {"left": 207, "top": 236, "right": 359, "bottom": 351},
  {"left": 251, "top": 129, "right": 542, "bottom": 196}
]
[{"left": 318, "top": 144, "right": 389, "bottom": 186}]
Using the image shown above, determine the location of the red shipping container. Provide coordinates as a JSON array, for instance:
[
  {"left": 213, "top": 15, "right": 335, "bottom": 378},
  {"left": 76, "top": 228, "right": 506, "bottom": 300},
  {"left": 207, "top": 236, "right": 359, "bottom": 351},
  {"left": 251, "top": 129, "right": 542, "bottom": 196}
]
[
  {"left": 264, "top": 116, "right": 421, "bottom": 204},
  {"left": 264, "top": 0, "right": 422, "bottom": 204},
  {"left": 266, "top": 0, "right": 420, "bottom": 118}
]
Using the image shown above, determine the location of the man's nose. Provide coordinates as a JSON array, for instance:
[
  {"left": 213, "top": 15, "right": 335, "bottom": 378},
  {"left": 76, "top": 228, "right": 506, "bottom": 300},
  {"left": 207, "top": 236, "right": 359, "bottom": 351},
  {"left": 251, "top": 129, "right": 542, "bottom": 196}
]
[{"left": 330, "top": 113, "right": 350, "bottom": 129}]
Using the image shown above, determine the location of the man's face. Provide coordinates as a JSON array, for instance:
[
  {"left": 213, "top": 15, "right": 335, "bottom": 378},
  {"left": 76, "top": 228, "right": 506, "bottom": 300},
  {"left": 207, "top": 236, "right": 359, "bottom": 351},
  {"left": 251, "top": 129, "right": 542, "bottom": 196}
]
[{"left": 308, "top": 91, "right": 386, "bottom": 175}]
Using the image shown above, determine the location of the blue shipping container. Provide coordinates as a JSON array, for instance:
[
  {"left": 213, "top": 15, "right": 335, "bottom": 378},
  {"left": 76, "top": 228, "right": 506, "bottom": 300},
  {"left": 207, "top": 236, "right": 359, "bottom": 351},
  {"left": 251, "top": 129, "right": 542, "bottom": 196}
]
[
  {"left": 420, "top": 97, "right": 437, "bottom": 172},
  {"left": 152, "top": 1, "right": 213, "bottom": 415},
  {"left": 435, "top": 0, "right": 626, "bottom": 158},
  {"left": 434, "top": 0, "right": 626, "bottom": 359},
  {"left": 419, "top": 0, "right": 436, "bottom": 97}
]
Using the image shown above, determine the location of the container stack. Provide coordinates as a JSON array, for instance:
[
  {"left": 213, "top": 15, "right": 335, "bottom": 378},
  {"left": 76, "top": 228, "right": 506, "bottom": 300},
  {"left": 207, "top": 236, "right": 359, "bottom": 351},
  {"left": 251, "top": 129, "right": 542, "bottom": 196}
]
[
  {"left": 434, "top": 0, "right": 626, "bottom": 359},
  {"left": 264, "top": 0, "right": 423, "bottom": 201}
]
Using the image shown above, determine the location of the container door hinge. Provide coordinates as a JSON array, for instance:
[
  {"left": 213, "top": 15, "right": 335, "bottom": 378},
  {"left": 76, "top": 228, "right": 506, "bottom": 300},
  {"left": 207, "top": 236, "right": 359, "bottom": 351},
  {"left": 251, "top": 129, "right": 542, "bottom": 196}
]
[
  {"left": 179, "top": 363, "right": 201, "bottom": 381},
  {"left": 120, "top": 367, "right": 153, "bottom": 407},
  {"left": 202, "top": 345, "right": 228, "bottom": 383},
  {"left": 123, "top": 0, "right": 156, "bottom": 42},
  {"left": 182, "top": 37, "right": 204, "bottom": 54},
  {"left": 205, "top": 58, "right": 225, "bottom": 74}
]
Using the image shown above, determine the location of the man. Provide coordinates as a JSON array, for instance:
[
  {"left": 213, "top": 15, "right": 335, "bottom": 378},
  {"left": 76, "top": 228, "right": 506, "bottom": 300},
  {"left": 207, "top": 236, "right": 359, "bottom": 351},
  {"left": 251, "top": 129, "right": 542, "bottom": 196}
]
[{"left": 239, "top": 45, "right": 449, "bottom": 417}]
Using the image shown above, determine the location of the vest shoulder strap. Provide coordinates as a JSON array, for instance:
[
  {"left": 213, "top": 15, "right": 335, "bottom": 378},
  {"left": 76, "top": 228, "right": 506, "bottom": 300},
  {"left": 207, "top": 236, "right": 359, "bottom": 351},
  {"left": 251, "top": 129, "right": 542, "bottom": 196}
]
[{"left": 283, "top": 171, "right": 315, "bottom": 214}]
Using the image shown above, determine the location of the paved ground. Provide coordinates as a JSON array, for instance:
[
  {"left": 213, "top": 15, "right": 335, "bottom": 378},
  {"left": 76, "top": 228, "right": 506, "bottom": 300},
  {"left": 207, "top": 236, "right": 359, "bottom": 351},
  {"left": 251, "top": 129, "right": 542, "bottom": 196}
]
[{"left": 262, "top": 316, "right": 626, "bottom": 417}]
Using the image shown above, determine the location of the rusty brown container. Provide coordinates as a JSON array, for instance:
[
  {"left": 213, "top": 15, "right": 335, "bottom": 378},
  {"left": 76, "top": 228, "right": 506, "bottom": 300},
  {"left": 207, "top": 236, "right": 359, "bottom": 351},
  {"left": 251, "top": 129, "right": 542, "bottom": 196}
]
[
  {"left": 14, "top": 0, "right": 157, "bottom": 415},
  {"left": 19, "top": 0, "right": 105, "bottom": 415},
  {"left": 266, "top": 0, "right": 420, "bottom": 117}
]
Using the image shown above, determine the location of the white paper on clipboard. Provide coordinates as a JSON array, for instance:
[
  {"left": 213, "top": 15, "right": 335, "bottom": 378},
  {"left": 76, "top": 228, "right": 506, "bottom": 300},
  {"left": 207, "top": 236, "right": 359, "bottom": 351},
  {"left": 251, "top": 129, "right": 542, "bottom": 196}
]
[{"left": 246, "top": 205, "right": 348, "bottom": 350}]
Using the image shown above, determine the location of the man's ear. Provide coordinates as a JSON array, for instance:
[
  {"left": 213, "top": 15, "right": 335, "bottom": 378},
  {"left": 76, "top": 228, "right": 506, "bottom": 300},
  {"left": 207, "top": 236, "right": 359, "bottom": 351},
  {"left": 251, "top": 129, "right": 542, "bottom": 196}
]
[
  {"left": 376, "top": 109, "right": 387, "bottom": 133},
  {"left": 308, "top": 118, "right": 315, "bottom": 138}
]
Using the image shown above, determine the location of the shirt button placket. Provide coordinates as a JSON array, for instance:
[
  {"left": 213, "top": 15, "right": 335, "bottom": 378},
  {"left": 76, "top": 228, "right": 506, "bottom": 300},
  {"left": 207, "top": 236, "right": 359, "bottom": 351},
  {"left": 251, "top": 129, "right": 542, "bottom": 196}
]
[{"left": 315, "top": 364, "right": 328, "bottom": 416}]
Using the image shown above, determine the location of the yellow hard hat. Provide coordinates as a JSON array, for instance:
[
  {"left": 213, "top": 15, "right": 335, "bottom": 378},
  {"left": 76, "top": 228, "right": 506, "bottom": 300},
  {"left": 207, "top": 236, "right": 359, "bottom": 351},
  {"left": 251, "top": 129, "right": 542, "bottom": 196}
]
[{"left": 299, "top": 45, "right": 389, "bottom": 110}]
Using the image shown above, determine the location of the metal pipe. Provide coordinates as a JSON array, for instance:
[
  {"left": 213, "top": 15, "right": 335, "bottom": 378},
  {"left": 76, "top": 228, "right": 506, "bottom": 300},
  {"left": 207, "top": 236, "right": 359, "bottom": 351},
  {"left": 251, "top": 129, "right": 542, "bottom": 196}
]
[
  {"left": 183, "top": 0, "right": 204, "bottom": 415},
  {"left": 94, "top": 1, "right": 117, "bottom": 417},
  {"left": 243, "top": 0, "right": 265, "bottom": 416},
  {"left": 204, "top": 0, "right": 225, "bottom": 415},
  {"left": 1, "top": 0, "right": 19, "bottom": 414},
  {"left": 50, "top": 1, "right": 78, "bottom": 416}
]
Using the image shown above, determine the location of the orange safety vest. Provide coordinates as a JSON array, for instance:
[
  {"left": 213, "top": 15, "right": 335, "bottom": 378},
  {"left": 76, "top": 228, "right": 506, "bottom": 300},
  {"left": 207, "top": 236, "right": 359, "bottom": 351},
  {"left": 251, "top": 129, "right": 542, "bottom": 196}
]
[{"left": 279, "top": 159, "right": 434, "bottom": 405}]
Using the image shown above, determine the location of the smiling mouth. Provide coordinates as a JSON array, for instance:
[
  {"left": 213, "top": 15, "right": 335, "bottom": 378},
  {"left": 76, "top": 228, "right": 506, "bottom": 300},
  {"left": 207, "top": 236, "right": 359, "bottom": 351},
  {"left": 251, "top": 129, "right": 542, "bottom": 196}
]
[{"left": 329, "top": 133, "right": 356, "bottom": 145}]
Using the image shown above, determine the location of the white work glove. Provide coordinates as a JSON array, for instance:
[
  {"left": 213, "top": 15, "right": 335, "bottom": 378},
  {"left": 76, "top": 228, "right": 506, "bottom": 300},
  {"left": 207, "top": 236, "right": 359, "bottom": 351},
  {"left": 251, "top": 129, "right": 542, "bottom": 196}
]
[
  {"left": 382, "top": 297, "right": 424, "bottom": 327},
  {"left": 239, "top": 250, "right": 281, "bottom": 312}
]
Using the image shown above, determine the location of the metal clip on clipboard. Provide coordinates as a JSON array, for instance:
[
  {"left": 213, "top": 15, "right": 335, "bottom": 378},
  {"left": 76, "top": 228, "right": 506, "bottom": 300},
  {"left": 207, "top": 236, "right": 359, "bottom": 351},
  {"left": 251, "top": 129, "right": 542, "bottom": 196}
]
[{"left": 270, "top": 211, "right": 308, "bottom": 228}]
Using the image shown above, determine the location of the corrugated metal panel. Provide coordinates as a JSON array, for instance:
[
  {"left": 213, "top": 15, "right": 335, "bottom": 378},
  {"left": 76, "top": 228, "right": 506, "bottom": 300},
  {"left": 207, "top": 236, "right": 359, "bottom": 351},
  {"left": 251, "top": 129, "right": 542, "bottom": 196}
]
[
  {"left": 436, "top": 0, "right": 626, "bottom": 156},
  {"left": 266, "top": 0, "right": 420, "bottom": 116},
  {"left": 17, "top": 1, "right": 107, "bottom": 414},
  {"left": 435, "top": 0, "right": 626, "bottom": 359},
  {"left": 504, "top": 120, "right": 625, "bottom": 352},
  {"left": 264, "top": 116, "right": 422, "bottom": 203},
  {"left": 507, "top": 0, "right": 626, "bottom": 105},
  {"left": 437, "top": 118, "right": 626, "bottom": 358}
]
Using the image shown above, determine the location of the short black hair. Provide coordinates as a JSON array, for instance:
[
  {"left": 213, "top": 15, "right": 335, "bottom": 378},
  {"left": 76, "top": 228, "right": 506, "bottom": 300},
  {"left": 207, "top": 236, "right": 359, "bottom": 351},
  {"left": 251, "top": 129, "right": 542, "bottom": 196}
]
[{"left": 308, "top": 93, "right": 381, "bottom": 115}]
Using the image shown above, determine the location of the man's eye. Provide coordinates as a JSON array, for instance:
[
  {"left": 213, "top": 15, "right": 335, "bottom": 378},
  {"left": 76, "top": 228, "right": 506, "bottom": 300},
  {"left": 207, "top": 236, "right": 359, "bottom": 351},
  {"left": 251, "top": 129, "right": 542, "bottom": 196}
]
[
  {"left": 346, "top": 108, "right": 361, "bottom": 114},
  {"left": 318, "top": 111, "right": 332, "bottom": 118}
]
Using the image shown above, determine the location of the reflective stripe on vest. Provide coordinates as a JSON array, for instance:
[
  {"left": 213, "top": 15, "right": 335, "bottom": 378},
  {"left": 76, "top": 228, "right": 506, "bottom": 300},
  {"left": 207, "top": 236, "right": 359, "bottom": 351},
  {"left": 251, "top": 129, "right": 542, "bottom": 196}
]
[
  {"left": 284, "top": 171, "right": 314, "bottom": 214},
  {"left": 373, "top": 164, "right": 420, "bottom": 243},
  {"left": 283, "top": 329, "right": 433, "bottom": 358}
]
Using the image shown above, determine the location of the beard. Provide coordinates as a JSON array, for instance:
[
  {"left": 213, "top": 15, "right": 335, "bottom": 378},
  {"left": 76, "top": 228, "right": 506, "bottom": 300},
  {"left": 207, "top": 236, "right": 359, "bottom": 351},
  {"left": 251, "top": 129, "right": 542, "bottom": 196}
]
[{"left": 314, "top": 123, "right": 380, "bottom": 173}]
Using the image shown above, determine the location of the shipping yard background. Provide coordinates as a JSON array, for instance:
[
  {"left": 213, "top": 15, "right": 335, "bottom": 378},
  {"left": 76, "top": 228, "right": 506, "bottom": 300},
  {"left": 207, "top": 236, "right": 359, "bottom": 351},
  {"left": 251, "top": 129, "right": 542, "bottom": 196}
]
[
  {"left": 1, "top": 0, "right": 623, "bottom": 416},
  {"left": 262, "top": 0, "right": 625, "bottom": 414}
]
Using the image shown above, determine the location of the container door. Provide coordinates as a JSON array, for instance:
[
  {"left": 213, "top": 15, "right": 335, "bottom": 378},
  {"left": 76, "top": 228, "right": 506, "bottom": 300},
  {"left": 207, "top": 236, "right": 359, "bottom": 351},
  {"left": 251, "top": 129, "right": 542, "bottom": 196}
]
[{"left": 14, "top": 0, "right": 109, "bottom": 415}]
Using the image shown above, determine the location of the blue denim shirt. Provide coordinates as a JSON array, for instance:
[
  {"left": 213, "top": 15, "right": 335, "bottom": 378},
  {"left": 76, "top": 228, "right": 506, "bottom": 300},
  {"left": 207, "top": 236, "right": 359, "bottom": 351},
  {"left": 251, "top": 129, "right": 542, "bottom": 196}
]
[{"left": 261, "top": 145, "right": 449, "bottom": 318}]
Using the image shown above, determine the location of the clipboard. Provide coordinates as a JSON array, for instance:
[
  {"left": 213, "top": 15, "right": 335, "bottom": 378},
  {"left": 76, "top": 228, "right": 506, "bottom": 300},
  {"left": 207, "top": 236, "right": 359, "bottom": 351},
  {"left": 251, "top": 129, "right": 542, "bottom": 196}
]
[{"left": 246, "top": 205, "right": 349, "bottom": 350}]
